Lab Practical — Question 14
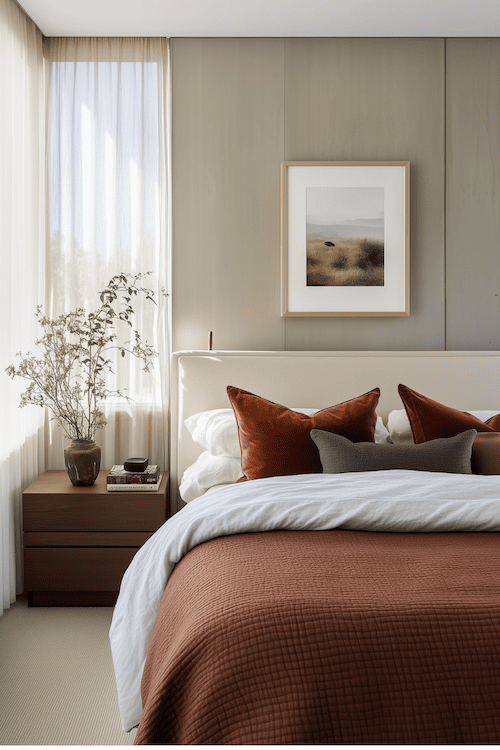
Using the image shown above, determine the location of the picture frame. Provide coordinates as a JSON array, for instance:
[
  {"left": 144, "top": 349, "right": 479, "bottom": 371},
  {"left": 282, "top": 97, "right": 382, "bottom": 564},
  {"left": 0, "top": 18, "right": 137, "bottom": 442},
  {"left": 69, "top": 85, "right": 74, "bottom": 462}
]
[{"left": 280, "top": 161, "right": 410, "bottom": 317}]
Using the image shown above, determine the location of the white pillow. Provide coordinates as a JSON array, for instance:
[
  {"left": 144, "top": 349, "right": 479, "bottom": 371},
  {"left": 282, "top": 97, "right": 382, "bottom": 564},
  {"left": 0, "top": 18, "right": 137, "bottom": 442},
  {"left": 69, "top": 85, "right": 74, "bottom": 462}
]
[
  {"left": 387, "top": 408, "right": 500, "bottom": 444},
  {"left": 374, "top": 416, "right": 391, "bottom": 443},
  {"left": 387, "top": 409, "right": 414, "bottom": 444},
  {"left": 185, "top": 408, "right": 241, "bottom": 457},
  {"left": 185, "top": 408, "right": 390, "bottom": 457},
  {"left": 179, "top": 451, "right": 243, "bottom": 502}
]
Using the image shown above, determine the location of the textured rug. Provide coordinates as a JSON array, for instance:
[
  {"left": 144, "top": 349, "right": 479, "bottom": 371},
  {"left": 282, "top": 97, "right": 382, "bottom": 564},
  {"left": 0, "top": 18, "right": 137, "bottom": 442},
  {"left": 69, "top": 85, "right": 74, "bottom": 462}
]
[{"left": 0, "top": 596, "right": 136, "bottom": 745}]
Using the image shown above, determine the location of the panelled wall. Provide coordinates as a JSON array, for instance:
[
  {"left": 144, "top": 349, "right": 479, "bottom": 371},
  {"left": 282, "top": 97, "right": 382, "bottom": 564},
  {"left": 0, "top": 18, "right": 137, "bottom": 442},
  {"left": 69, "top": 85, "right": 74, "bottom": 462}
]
[{"left": 171, "top": 38, "right": 500, "bottom": 353}]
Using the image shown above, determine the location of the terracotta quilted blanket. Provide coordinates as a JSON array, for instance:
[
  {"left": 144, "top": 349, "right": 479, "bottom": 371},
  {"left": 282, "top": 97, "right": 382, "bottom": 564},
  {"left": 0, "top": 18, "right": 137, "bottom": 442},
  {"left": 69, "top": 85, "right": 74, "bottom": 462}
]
[{"left": 135, "top": 529, "right": 500, "bottom": 744}]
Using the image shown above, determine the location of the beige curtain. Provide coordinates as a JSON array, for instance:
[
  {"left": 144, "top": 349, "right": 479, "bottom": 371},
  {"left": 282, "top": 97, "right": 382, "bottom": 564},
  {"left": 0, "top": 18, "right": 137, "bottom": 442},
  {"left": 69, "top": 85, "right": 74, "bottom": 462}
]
[
  {"left": 0, "top": 0, "right": 45, "bottom": 614},
  {"left": 43, "top": 37, "right": 171, "bottom": 474}
]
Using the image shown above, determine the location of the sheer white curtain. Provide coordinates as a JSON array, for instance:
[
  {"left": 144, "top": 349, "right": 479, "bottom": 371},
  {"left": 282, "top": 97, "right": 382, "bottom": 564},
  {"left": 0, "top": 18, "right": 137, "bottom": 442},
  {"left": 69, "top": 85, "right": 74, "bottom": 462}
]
[
  {"left": 44, "top": 37, "right": 171, "bottom": 473},
  {"left": 0, "top": 0, "right": 45, "bottom": 614}
]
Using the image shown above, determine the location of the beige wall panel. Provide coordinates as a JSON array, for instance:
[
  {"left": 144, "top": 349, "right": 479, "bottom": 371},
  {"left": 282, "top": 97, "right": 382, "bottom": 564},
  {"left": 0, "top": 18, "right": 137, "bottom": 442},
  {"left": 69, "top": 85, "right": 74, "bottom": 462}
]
[
  {"left": 446, "top": 39, "right": 500, "bottom": 350},
  {"left": 283, "top": 38, "right": 445, "bottom": 351},
  {"left": 171, "top": 38, "right": 285, "bottom": 353}
]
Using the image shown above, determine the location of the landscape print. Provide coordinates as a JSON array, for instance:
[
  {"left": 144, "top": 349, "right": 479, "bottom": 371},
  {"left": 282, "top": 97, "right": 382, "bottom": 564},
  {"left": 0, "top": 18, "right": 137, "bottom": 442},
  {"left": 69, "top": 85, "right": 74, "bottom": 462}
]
[{"left": 306, "top": 187, "right": 385, "bottom": 286}]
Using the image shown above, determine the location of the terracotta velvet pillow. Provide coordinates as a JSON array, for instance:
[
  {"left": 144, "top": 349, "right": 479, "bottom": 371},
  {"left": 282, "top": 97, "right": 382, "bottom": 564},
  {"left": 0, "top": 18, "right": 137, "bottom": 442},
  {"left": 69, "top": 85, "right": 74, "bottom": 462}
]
[
  {"left": 398, "top": 384, "right": 500, "bottom": 443},
  {"left": 226, "top": 385, "right": 380, "bottom": 481},
  {"left": 471, "top": 433, "right": 500, "bottom": 474}
]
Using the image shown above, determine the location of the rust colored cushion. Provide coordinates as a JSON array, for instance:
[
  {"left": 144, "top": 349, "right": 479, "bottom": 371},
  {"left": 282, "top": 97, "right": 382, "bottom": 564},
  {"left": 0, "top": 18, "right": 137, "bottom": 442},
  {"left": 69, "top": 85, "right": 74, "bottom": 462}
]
[
  {"left": 471, "top": 433, "right": 500, "bottom": 474},
  {"left": 226, "top": 385, "right": 380, "bottom": 480},
  {"left": 398, "top": 384, "right": 500, "bottom": 444}
]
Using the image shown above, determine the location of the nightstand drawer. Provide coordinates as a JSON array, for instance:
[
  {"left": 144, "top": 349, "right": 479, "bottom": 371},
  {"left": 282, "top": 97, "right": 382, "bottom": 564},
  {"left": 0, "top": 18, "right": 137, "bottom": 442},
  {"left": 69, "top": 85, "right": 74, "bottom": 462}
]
[
  {"left": 23, "top": 471, "right": 168, "bottom": 532},
  {"left": 24, "top": 547, "right": 139, "bottom": 591}
]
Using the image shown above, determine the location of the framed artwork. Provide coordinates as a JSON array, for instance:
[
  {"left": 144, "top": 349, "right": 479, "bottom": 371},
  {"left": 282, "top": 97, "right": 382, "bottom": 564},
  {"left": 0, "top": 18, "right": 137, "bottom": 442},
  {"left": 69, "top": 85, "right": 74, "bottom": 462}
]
[{"left": 280, "top": 161, "right": 410, "bottom": 317}]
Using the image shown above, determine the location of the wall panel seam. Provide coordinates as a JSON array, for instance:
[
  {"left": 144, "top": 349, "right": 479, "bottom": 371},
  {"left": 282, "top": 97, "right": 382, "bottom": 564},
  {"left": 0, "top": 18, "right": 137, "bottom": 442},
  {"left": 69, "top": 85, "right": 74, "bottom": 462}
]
[
  {"left": 444, "top": 36, "right": 448, "bottom": 351},
  {"left": 283, "top": 37, "right": 288, "bottom": 351}
]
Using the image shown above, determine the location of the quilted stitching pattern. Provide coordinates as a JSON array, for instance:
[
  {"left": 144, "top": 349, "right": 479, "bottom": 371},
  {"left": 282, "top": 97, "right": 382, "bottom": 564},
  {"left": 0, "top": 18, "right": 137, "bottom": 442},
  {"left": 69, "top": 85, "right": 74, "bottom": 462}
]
[{"left": 135, "top": 530, "right": 500, "bottom": 744}]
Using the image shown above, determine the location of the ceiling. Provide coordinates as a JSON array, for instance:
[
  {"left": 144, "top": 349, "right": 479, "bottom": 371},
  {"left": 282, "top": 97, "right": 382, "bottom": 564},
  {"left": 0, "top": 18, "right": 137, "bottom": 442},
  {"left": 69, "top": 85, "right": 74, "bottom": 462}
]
[{"left": 17, "top": 0, "right": 500, "bottom": 38}]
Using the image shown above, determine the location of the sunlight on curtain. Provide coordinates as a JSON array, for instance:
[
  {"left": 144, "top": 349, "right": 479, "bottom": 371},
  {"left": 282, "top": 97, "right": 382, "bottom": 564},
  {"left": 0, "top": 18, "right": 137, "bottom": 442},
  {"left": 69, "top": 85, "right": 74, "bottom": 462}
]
[
  {"left": 0, "top": 0, "right": 45, "bottom": 614},
  {"left": 44, "top": 38, "right": 171, "bottom": 473}
]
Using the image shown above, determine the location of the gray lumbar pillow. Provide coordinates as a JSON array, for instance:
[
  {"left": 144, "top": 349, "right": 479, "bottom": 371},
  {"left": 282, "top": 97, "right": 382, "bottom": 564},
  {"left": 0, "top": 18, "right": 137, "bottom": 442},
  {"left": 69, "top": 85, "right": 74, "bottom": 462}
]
[{"left": 310, "top": 428, "right": 477, "bottom": 475}]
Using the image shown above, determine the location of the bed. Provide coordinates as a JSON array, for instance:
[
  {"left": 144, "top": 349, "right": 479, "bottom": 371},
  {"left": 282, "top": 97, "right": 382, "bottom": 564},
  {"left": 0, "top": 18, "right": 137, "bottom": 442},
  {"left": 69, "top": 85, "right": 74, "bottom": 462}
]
[{"left": 110, "top": 350, "right": 500, "bottom": 744}]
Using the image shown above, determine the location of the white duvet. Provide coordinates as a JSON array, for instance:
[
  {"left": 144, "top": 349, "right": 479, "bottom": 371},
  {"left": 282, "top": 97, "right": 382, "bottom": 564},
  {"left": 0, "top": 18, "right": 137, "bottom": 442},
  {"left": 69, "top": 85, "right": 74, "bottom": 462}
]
[{"left": 109, "top": 470, "right": 500, "bottom": 732}]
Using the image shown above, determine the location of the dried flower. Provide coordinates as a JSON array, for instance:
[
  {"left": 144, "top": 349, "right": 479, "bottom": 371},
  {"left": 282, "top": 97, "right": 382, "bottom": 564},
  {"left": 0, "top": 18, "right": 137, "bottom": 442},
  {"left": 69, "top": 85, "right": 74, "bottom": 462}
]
[{"left": 6, "top": 272, "right": 165, "bottom": 442}]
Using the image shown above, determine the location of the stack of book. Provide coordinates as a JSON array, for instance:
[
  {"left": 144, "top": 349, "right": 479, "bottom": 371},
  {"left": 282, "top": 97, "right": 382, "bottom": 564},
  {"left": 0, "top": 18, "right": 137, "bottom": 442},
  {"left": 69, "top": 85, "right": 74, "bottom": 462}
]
[{"left": 106, "top": 465, "right": 161, "bottom": 491}]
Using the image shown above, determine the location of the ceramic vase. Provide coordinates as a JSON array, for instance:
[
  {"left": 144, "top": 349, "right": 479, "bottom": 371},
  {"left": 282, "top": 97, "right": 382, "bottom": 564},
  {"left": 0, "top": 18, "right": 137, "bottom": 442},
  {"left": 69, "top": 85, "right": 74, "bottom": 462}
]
[{"left": 64, "top": 439, "right": 101, "bottom": 486}]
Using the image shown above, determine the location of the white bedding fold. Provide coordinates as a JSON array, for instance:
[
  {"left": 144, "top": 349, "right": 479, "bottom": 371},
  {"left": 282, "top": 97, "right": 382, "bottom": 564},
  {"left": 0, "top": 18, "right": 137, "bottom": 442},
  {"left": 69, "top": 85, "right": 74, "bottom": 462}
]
[{"left": 109, "top": 470, "right": 500, "bottom": 732}]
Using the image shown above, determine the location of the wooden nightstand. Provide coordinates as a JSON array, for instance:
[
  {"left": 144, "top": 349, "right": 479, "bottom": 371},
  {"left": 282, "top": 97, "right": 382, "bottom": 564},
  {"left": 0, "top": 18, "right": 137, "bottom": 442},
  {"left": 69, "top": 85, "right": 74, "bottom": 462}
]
[{"left": 23, "top": 470, "right": 169, "bottom": 606}]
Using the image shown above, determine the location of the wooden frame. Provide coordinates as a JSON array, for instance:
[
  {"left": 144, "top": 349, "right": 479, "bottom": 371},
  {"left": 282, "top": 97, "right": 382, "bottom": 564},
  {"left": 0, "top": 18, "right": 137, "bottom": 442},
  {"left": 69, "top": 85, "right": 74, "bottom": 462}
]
[{"left": 280, "top": 161, "right": 410, "bottom": 317}]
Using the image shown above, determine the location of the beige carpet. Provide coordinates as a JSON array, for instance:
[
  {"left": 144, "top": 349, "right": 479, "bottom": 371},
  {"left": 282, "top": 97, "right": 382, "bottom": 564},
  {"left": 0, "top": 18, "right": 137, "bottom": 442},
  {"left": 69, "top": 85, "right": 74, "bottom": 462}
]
[{"left": 0, "top": 596, "right": 137, "bottom": 745}]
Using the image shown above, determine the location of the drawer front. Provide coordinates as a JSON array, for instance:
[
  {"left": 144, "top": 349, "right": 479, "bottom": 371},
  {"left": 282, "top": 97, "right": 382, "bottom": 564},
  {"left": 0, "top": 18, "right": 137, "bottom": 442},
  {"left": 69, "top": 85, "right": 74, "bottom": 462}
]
[
  {"left": 24, "top": 547, "right": 139, "bottom": 591},
  {"left": 23, "top": 472, "right": 168, "bottom": 532}
]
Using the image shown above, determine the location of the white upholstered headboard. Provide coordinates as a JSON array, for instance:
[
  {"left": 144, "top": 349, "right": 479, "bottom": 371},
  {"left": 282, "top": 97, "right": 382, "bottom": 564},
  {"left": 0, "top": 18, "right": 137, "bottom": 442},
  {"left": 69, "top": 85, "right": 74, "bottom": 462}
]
[{"left": 170, "top": 350, "right": 500, "bottom": 513}]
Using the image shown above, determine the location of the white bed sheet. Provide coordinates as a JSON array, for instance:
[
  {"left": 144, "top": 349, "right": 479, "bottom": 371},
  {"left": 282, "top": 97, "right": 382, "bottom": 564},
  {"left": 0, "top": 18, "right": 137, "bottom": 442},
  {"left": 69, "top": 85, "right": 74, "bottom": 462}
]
[{"left": 109, "top": 470, "right": 500, "bottom": 732}]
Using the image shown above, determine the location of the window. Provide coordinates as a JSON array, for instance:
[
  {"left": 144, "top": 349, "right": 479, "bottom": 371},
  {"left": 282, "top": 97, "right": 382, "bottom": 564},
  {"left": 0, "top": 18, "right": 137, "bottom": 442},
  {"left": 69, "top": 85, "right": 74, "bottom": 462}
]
[{"left": 44, "top": 38, "right": 170, "bottom": 468}]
